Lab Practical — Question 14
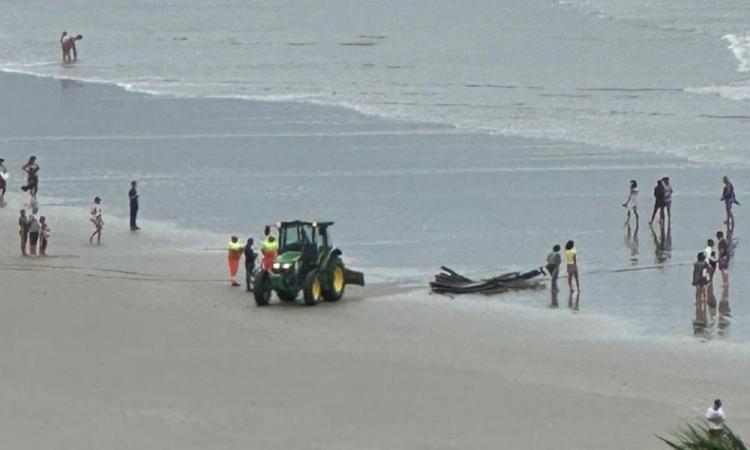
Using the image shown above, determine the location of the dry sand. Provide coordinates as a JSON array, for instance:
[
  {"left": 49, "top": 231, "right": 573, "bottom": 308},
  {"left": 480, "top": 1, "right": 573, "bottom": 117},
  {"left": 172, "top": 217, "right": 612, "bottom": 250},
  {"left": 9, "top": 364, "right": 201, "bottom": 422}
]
[{"left": 1, "top": 192, "right": 749, "bottom": 449}]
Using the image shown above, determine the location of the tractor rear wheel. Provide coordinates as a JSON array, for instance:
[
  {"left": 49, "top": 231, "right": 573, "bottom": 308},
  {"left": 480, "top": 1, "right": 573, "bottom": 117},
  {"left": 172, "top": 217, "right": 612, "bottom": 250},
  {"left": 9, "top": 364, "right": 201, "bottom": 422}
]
[
  {"left": 253, "top": 271, "right": 271, "bottom": 306},
  {"left": 303, "top": 271, "right": 322, "bottom": 306},
  {"left": 322, "top": 257, "right": 345, "bottom": 302}
]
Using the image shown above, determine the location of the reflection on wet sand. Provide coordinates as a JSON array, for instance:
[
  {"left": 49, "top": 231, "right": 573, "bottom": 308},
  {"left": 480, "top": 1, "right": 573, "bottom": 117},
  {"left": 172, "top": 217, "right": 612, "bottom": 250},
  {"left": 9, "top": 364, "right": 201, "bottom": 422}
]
[
  {"left": 625, "top": 224, "right": 639, "bottom": 265},
  {"left": 568, "top": 290, "right": 580, "bottom": 311},
  {"left": 650, "top": 221, "right": 671, "bottom": 264},
  {"left": 694, "top": 280, "right": 732, "bottom": 338}
]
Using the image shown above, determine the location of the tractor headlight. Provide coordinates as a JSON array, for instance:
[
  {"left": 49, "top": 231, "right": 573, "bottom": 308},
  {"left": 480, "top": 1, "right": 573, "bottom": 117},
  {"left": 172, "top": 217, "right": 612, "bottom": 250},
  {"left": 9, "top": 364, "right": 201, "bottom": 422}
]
[
  {"left": 281, "top": 263, "right": 292, "bottom": 270},
  {"left": 272, "top": 262, "right": 281, "bottom": 270}
]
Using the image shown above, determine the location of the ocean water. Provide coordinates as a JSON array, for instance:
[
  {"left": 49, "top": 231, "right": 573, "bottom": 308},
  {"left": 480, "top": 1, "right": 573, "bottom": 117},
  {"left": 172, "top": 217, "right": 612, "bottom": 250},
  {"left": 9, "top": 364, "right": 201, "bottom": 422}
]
[
  {"left": 1, "top": 0, "right": 750, "bottom": 163},
  {"left": 0, "top": 1, "right": 748, "bottom": 342}
]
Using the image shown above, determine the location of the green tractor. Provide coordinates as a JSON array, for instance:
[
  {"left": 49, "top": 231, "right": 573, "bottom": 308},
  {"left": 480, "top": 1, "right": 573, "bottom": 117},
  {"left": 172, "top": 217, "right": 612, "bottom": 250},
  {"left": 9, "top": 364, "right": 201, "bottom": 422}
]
[{"left": 253, "top": 221, "right": 365, "bottom": 306}]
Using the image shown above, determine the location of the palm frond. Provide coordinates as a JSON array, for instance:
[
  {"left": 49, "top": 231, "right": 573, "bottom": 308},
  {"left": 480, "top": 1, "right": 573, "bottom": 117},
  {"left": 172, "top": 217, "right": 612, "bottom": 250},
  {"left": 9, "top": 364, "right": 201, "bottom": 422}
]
[{"left": 657, "top": 421, "right": 746, "bottom": 450}]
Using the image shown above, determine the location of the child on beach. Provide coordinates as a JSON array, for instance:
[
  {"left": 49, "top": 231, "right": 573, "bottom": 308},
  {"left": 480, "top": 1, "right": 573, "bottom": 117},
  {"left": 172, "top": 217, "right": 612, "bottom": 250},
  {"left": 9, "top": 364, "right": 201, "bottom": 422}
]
[
  {"left": 622, "top": 179, "right": 638, "bottom": 226},
  {"left": 565, "top": 240, "right": 579, "bottom": 292},
  {"left": 692, "top": 252, "right": 710, "bottom": 310},
  {"left": 39, "top": 216, "right": 50, "bottom": 256},
  {"left": 227, "top": 235, "right": 245, "bottom": 287},
  {"left": 545, "top": 245, "right": 562, "bottom": 292},
  {"left": 89, "top": 197, "right": 103, "bottom": 245},
  {"left": 27, "top": 208, "right": 40, "bottom": 256}
]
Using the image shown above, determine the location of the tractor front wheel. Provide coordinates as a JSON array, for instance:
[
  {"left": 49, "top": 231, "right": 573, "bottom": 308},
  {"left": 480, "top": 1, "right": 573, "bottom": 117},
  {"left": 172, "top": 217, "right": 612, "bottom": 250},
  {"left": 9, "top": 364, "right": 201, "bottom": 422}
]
[
  {"left": 303, "top": 271, "right": 322, "bottom": 306},
  {"left": 253, "top": 271, "right": 272, "bottom": 306},
  {"left": 322, "top": 258, "right": 345, "bottom": 302}
]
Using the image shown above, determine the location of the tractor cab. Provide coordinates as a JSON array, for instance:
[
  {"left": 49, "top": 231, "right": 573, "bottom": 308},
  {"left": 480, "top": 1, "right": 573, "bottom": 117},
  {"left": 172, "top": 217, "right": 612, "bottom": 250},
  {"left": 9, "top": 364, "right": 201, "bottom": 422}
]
[{"left": 277, "top": 221, "right": 333, "bottom": 273}]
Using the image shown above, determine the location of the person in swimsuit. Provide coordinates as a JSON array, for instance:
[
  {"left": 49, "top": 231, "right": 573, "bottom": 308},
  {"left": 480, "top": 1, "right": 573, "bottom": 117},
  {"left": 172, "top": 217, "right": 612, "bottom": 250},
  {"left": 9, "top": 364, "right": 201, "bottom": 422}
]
[
  {"left": 27, "top": 207, "right": 40, "bottom": 256},
  {"left": 39, "top": 216, "right": 50, "bottom": 256},
  {"left": 692, "top": 252, "right": 710, "bottom": 310},
  {"left": 649, "top": 179, "right": 665, "bottom": 226},
  {"left": 565, "top": 240, "right": 580, "bottom": 292},
  {"left": 716, "top": 230, "right": 730, "bottom": 286},
  {"left": 662, "top": 177, "right": 673, "bottom": 224},
  {"left": 61, "top": 32, "right": 83, "bottom": 63},
  {"left": 227, "top": 235, "right": 245, "bottom": 287},
  {"left": 720, "top": 176, "right": 738, "bottom": 231},
  {"left": 622, "top": 179, "right": 639, "bottom": 226},
  {"left": 89, "top": 196, "right": 103, "bottom": 245},
  {"left": 21, "top": 156, "right": 39, "bottom": 205},
  {"left": 0, "top": 158, "right": 7, "bottom": 207}
]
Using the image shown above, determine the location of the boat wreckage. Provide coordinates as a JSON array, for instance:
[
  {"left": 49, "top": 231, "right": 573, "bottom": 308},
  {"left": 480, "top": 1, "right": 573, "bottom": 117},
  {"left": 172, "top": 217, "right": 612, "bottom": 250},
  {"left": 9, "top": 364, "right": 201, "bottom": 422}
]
[{"left": 430, "top": 266, "right": 546, "bottom": 295}]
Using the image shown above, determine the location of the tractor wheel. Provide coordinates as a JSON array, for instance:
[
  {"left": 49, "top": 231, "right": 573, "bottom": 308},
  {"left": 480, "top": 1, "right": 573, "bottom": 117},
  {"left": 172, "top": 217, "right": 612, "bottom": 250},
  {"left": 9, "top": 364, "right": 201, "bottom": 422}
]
[
  {"left": 303, "top": 271, "right": 322, "bottom": 306},
  {"left": 253, "top": 271, "right": 271, "bottom": 306},
  {"left": 322, "top": 257, "right": 345, "bottom": 302},
  {"left": 277, "top": 290, "right": 298, "bottom": 302}
]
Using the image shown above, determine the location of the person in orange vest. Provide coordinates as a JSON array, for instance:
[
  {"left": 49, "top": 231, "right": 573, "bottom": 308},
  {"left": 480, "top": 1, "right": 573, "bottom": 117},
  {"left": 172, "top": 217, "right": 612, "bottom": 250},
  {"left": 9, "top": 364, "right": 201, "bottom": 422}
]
[{"left": 227, "top": 235, "right": 245, "bottom": 287}]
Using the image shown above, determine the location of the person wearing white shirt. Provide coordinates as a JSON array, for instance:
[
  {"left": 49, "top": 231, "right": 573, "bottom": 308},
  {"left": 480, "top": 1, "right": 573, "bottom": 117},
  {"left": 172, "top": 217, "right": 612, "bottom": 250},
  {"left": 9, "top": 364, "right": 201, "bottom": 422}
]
[{"left": 705, "top": 399, "right": 725, "bottom": 433}]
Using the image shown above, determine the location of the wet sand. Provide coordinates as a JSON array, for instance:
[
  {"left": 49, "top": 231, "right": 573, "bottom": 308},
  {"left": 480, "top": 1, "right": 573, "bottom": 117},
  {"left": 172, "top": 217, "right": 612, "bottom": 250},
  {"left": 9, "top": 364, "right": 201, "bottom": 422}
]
[{"left": 1, "top": 193, "right": 750, "bottom": 449}]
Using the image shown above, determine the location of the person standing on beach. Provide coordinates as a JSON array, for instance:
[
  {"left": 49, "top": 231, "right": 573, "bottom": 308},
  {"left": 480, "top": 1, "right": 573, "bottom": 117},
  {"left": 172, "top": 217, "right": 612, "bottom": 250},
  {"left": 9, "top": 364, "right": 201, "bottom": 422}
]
[
  {"left": 27, "top": 208, "right": 40, "bottom": 256},
  {"left": 692, "top": 252, "right": 710, "bottom": 309},
  {"left": 89, "top": 197, "right": 103, "bottom": 245},
  {"left": 662, "top": 177, "right": 673, "bottom": 224},
  {"left": 622, "top": 179, "right": 639, "bottom": 226},
  {"left": 716, "top": 231, "right": 730, "bottom": 286},
  {"left": 244, "top": 238, "right": 257, "bottom": 291},
  {"left": 261, "top": 232, "right": 278, "bottom": 271},
  {"left": 720, "top": 176, "right": 738, "bottom": 231},
  {"left": 61, "top": 33, "right": 83, "bottom": 63},
  {"left": 545, "top": 245, "right": 562, "bottom": 292},
  {"left": 39, "top": 216, "right": 50, "bottom": 256},
  {"left": 227, "top": 235, "right": 245, "bottom": 287},
  {"left": 129, "top": 180, "right": 140, "bottom": 231},
  {"left": 565, "top": 240, "right": 580, "bottom": 292},
  {"left": 649, "top": 179, "right": 665, "bottom": 225},
  {"left": 0, "top": 158, "right": 8, "bottom": 207},
  {"left": 18, "top": 209, "right": 30, "bottom": 257},
  {"left": 705, "top": 399, "right": 726, "bottom": 435},
  {"left": 21, "top": 156, "right": 39, "bottom": 205}
]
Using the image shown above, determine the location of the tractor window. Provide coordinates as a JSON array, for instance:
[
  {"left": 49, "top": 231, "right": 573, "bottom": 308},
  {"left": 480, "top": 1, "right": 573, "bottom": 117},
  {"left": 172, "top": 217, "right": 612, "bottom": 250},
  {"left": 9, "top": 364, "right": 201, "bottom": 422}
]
[{"left": 282, "top": 227, "right": 301, "bottom": 251}]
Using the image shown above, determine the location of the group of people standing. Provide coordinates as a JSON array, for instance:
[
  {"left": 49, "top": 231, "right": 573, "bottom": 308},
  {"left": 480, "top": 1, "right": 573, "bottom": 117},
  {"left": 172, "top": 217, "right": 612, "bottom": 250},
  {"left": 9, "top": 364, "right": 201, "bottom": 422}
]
[
  {"left": 621, "top": 176, "right": 675, "bottom": 228},
  {"left": 4, "top": 155, "right": 143, "bottom": 255},
  {"left": 226, "top": 226, "right": 278, "bottom": 288},
  {"left": 545, "top": 240, "right": 580, "bottom": 293}
]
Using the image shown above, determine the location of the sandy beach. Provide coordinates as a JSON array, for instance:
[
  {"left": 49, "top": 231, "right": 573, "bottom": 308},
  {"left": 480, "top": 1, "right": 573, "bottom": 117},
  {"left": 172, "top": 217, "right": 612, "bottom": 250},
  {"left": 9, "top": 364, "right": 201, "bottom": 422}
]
[
  {"left": 1, "top": 187, "right": 750, "bottom": 449},
  {"left": 0, "top": 52, "right": 749, "bottom": 449}
]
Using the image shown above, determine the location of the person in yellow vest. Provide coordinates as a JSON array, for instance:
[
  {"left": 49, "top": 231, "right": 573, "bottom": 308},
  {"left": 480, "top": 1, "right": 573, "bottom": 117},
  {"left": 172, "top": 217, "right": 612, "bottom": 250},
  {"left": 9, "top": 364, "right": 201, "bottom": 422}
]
[
  {"left": 227, "top": 235, "right": 245, "bottom": 287},
  {"left": 261, "top": 235, "right": 278, "bottom": 271},
  {"left": 565, "top": 240, "right": 580, "bottom": 292}
]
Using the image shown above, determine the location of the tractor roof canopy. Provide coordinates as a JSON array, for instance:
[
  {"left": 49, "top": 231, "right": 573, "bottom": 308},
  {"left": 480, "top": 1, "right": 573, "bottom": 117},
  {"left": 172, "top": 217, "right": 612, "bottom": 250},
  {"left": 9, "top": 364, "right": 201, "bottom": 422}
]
[{"left": 278, "top": 220, "right": 334, "bottom": 228}]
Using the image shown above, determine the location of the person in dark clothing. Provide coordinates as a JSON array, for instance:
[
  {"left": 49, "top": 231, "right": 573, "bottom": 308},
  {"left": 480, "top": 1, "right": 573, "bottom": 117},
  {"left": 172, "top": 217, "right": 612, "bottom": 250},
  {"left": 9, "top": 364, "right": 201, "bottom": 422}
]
[
  {"left": 21, "top": 156, "right": 39, "bottom": 205},
  {"left": 18, "top": 209, "right": 30, "bottom": 256},
  {"left": 649, "top": 179, "right": 665, "bottom": 226},
  {"left": 244, "top": 238, "right": 257, "bottom": 291},
  {"left": 692, "top": 252, "right": 710, "bottom": 311},
  {"left": 545, "top": 244, "right": 562, "bottom": 293},
  {"left": 721, "top": 176, "right": 739, "bottom": 231},
  {"left": 28, "top": 209, "right": 40, "bottom": 256},
  {"left": 129, "top": 180, "right": 140, "bottom": 231}
]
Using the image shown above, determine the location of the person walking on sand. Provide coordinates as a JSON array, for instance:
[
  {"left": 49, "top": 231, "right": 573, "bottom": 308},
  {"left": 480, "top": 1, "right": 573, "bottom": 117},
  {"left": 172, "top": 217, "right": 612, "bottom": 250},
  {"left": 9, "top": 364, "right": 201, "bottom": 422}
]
[
  {"left": 662, "top": 177, "right": 673, "bottom": 223},
  {"left": 227, "top": 235, "right": 245, "bottom": 287},
  {"left": 89, "top": 197, "right": 103, "bottom": 245},
  {"left": 649, "top": 179, "right": 665, "bottom": 225},
  {"left": 39, "top": 216, "right": 50, "bottom": 256},
  {"left": 21, "top": 156, "right": 39, "bottom": 205},
  {"left": 716, "top": 230, "right": 730, "bottom": 286},
  {"left": 244, "top": 238, "right": 257, "bottom": 291},
  {"left": 18, "top": 209, "right": 30, "bottom": 257},
  {"left": 129, "top": 180, "right": 140, "bottom": 231},
  {"left": 721, "top": 176, "right": 739, "bottom": 231},
  {"left": 622, "top": 179, "right": 639, "bottom": 226},
  {"left": 692, "top": 252, "right": 710, "bottom": 309},
  {"left": 545, "top": 244, "right": 562, "bottom": 292},
  {"left": 61, "top": 32, "right": 83, "bottom": 63},
  {"left": 0, "top": 158, "right": 8, "bottom": 207},
  {"left": 705, "top": 399, "right": 726, "bottom": 435},
  {"left": 27, "top": 208, "right": 40, "bottom": 256},
  {"left": 565, "top": 240, "right": 580, "bottom": 292}
]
